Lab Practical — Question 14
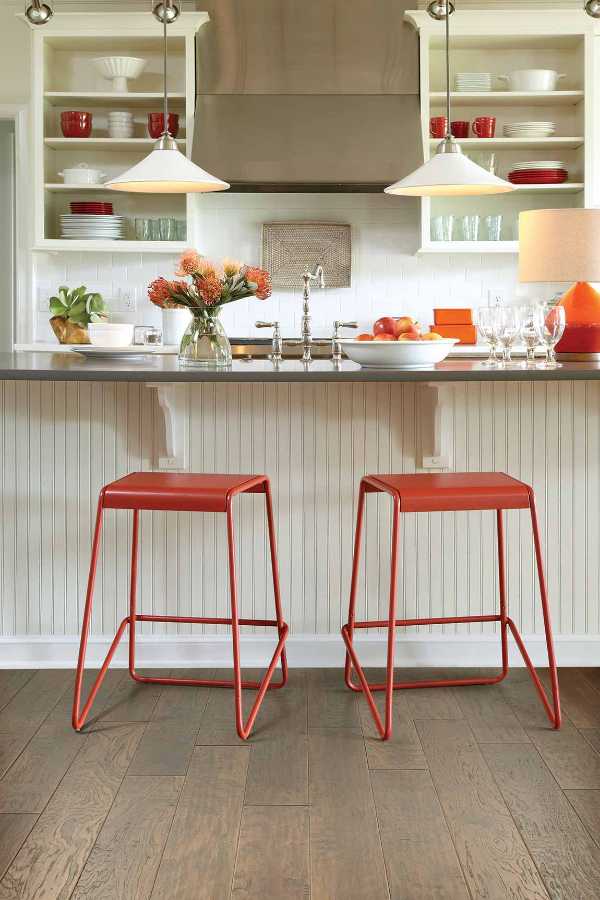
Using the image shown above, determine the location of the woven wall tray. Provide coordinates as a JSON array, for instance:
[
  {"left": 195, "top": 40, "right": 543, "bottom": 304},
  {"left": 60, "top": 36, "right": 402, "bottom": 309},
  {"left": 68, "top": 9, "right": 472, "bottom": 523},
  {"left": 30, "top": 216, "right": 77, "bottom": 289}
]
[{"left": 262, "top": 222, "right": 351, "bottom": 289}]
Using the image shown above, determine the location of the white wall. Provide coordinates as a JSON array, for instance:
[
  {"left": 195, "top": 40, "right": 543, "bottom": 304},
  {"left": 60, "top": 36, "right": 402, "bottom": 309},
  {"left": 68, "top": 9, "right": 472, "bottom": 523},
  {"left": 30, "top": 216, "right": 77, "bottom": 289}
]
[{"left": 34, "top": 193, "right": 537, "bottom": 341}]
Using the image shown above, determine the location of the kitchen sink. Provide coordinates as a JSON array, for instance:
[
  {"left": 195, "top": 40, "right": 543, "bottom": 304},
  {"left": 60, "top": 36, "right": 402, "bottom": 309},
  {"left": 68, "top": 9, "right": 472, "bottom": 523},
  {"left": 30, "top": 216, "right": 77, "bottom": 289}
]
[{"left": 230, "top": 338, "right": 333, "bottom": 360}]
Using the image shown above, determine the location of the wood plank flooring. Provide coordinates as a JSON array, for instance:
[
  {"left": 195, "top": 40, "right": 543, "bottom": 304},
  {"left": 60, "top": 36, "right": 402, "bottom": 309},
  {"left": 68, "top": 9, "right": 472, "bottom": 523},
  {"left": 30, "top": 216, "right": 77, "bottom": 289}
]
[{"left": 1, "top": 667, "right": 600, "bottom": 898}]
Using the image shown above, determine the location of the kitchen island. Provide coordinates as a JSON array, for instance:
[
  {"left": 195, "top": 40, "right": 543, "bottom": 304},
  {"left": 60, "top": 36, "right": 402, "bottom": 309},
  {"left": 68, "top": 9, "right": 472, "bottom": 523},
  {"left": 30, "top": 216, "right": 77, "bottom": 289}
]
[{"left": 1, "top": 352, "right": 599, "bottom": 670}]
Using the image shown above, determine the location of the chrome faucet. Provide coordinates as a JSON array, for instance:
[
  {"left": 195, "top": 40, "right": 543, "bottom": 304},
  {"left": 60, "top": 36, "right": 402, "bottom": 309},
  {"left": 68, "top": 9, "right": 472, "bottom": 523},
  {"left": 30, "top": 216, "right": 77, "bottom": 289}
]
[{"left": 300, "top": 264, "right": 325, "bottom": 363}]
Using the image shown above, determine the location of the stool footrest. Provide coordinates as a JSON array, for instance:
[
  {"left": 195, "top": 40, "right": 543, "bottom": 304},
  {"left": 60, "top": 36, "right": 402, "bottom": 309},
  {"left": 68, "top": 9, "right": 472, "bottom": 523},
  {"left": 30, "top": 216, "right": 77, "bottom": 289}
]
[
  {"left": 351, "top": 614, "right": 501, "bottom": 629},
  {"left": 133, "top": 614, "right": 281, "bottom": 628},
  {"left": 131, "top": 673, "right": 286, "bottom": 690}
]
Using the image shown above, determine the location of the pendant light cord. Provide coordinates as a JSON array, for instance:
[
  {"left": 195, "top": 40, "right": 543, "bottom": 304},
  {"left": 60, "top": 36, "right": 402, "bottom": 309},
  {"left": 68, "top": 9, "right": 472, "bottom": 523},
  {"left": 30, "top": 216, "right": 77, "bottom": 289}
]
[
  {"left": 445, "top": 2, "right": 451, "bottom": 138},
  {"left": 163, "top": 14, "right": 169, "bottom": 136}
]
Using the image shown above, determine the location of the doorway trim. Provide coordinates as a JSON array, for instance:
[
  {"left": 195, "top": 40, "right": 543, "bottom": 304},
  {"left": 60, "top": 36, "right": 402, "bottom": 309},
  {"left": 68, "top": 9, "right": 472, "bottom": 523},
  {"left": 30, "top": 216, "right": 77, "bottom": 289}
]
[{"left": 0, "top": 104, "right": 29, "bottom": 347}]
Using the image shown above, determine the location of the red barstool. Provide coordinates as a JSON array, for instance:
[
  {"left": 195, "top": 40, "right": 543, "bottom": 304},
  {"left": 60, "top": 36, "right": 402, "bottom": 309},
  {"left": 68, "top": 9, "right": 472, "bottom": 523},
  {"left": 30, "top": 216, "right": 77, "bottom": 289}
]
[
  {"left": 342, "top": 472, "right": 561, "bottom": 740},
  {"left": 73, "top": 472, "right": 288, "bottom": 740}
]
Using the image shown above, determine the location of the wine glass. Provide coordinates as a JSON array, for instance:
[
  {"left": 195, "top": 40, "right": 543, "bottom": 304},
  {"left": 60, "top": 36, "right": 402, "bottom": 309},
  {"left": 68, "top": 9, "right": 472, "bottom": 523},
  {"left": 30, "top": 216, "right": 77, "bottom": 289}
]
[
  {"left": 535, "top": 303, "right": 565, "bottom": 368},
  {"left": 476, "top": 306, "right": 502, "bottom": 367},
  {"left": 519, "top": 306, "right": 541, "bottom": 366},
  {"left": 497, "top": 306, "right": 522, "bottom": 367}
]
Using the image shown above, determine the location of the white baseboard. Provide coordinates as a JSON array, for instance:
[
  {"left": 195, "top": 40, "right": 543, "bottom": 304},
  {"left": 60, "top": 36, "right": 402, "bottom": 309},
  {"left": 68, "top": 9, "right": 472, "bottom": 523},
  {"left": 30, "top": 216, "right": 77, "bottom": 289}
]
[{"left": 0, "top": 633, "right": 598, "bottom": 669}]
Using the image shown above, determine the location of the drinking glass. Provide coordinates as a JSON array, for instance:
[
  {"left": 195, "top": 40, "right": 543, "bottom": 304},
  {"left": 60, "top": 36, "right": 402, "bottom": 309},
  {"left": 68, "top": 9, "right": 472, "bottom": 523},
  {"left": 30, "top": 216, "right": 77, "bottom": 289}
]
[
  {"left": 460, "top": 214, "right": 480, "bottom": 242},
  {"left": 431, "top": 214, "right": 454, "bottom": 242},
  {"left": 484, "top": 214, "right": 502, "bottom": 241},
  {"left": 535, "top": 303, "right": 565, "bottom": 368},
  {"left": 135, "top": 218, "right": 151, "bottom": 241},
  {"left": 159, "top": 217, "right": 176, "bottom": 241},
  {"left": 147, "top": 219, "right": 161, "bottom": 241},
  {"left": 519, "top": 305, "right": 541, "bottom": 366},
  {"left": 175, "top": 219, "right": 187, "bottom": 241},
  {"left": 497, "top": 306, "right": 522, "bottom": 367},
  {"left": 467, "top": 151, "right": 496, "bottom": 175},
  {"left": 476, "top": 305, "right": 502, "bottom": 366}
]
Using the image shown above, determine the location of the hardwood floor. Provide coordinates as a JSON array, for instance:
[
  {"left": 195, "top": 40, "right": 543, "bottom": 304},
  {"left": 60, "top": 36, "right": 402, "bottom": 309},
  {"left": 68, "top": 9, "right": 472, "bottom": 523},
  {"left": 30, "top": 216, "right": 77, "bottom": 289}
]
[{"left": 1, "top": 667, "right": 600, "bottom": 899}]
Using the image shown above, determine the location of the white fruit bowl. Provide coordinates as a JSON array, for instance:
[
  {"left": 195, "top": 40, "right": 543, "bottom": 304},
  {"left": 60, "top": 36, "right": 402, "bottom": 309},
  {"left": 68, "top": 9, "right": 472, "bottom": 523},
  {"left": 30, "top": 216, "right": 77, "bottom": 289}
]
[
  {"left": 339, "top": 338, "right": 458, "bottom": 369},
  {"left": 93, "top": 57, "right": 147, "bottom": 92}
]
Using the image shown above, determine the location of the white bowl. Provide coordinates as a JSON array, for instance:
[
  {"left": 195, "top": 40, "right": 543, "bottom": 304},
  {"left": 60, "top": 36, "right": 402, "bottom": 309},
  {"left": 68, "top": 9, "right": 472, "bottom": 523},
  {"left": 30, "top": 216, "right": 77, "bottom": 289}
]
[
  {"left": 88, "top": 323, "right": 134, "bottom": 347},
  {"left": 59, "top": 163, "right": 106, "bottom": 184},
  {"left": 498, "top": 69, "right": 566, "bottom": 92},
  {"left": 93, "top": 56, "right": 147, "bottom": 92},
  {"left": 339, "top": 338, "right": 458, "bottom": 369}
]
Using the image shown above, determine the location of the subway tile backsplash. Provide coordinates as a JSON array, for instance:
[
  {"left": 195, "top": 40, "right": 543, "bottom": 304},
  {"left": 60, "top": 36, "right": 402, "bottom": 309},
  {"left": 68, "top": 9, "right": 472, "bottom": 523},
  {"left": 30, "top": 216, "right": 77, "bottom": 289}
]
[{"left": 33, "top": 193, "right": 551, "bottom": 342}]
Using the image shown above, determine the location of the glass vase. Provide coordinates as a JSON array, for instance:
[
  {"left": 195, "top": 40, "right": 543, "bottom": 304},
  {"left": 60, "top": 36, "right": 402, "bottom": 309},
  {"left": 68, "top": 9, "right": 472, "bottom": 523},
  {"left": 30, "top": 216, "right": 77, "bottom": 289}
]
[{"left": 178, "top": 309, "right": 232, "bottom": 368}]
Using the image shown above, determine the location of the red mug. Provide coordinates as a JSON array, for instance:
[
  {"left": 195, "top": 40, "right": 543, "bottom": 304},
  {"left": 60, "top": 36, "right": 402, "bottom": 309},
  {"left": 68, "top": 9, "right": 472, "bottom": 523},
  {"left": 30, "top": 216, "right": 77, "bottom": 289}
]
[
  {"left": 450, "top": 120, "right": 469, "bottom": 139},
  {"left": 472, "top": 116, "right": 496, "bottom": 138},
  {"left": 61, "top": 111, "right": 92, "bottom": 138},
  {"left": 429, "top": 116, "right": 448, "bottom": 139},
  {"left": 148, "top": 112, "right": 180, "bottom": 139}
]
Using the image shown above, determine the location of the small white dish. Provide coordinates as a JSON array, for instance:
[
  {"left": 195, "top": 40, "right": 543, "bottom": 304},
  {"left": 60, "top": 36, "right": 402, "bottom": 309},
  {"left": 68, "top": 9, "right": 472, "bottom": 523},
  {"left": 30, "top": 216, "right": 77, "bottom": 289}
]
[
  {"left": 93, "top": 56, "right": 147, "bottom": 92},
  {"left": 88, "top": 323, "right": 134, "bottom": 347},
  {"left": 339, "top": 338, "right": 458, "bottom": 369}
]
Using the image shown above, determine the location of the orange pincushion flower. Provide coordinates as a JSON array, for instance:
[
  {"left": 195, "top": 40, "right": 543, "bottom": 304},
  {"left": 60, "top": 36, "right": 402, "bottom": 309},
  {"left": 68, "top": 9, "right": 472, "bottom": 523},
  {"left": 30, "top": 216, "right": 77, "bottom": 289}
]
[
  {"left": 148, "top": 277, "right": 185, "bottom": 309},
  {"left": 244, "top": 267, "right": 272, "bottom": 300},
  {"left": 223, "top": 257, "right": 242, "bottom": 277},
  {"left": 175, "top": 249, "right": 204, "bottom": 276},
  {"left": 197, "top": 274, "right": 223, "bottom": 306}
]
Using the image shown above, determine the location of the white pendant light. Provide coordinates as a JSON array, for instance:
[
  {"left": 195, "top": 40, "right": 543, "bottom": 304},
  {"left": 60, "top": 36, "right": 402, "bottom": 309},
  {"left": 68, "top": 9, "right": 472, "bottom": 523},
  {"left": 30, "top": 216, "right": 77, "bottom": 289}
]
[
  {"left": 107, "top": 2, "right": 229, "bottom": 194},
  {"left": 385, "top": 0, "right": 513, "bottom": 197}
]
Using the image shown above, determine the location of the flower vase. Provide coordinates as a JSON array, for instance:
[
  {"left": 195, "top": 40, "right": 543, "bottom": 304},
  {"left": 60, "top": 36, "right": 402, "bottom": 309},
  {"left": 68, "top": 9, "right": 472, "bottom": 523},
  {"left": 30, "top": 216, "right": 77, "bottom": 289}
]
[{"left": 178, "top": 309, "right": 232, "bottom": 368}]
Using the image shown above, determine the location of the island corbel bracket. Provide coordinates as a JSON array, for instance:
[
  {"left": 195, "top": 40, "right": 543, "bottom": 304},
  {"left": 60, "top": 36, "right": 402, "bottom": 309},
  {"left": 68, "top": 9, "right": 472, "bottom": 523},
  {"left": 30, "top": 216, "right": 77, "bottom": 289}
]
[
  {"left": 146, "top": 383, "right": 189, "bottom": 471},
  {"left": 419, "top": 382, "right": 456, "bottom": 470}
]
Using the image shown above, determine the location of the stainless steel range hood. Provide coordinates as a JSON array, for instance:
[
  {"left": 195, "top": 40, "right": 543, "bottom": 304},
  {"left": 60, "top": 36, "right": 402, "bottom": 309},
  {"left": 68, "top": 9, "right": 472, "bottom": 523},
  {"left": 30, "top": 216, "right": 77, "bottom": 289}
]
[{"left": 192, "top": 0, "right": 422, "bottom": 191}]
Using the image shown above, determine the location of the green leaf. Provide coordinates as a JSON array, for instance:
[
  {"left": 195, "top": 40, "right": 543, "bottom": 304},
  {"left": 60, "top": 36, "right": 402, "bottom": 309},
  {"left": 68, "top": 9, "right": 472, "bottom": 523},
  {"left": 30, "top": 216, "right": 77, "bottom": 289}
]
[{"left": 49, "top": 300, "right": 66, "bottom": 317}]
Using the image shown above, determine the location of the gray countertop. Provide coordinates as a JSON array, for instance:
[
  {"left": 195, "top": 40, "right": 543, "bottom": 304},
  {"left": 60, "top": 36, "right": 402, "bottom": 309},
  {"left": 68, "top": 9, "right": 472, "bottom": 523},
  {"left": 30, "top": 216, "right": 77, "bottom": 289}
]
[{"left": 2, "top": 352, "right": 600, "bottom": 382}]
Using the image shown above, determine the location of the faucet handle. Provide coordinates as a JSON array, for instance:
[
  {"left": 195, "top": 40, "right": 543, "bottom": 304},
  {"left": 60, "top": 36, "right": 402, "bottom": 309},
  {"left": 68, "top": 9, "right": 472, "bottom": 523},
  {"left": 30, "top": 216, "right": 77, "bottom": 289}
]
[
  {"left": 333, "top": 320, "right": 358, "bottom": 337},
  {"left": 255, "top": 320, "right": 282, "bottom": 363},
  {"left": 332, "top": 321, "right": 358, "bottom": 363}
]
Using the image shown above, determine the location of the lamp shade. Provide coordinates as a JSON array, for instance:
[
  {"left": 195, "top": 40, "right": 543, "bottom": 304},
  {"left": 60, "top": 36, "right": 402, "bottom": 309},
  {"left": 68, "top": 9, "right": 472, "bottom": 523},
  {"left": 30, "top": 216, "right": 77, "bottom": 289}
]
[
  {"left": 107, "top": 144, "right": 229, "bottom": 194},
  {"left": 385, "top": 148, "right": 514, "bottom": 197},
  {"left": 519, "top": 209, "right": 600, "bottom": 283}
]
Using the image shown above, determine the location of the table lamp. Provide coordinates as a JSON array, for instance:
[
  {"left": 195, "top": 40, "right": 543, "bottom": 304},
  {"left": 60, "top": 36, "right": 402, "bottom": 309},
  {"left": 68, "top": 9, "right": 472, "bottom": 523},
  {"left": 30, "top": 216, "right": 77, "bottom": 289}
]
[{"left": 519, "top": 208, "right": 600, "bottom": 358}]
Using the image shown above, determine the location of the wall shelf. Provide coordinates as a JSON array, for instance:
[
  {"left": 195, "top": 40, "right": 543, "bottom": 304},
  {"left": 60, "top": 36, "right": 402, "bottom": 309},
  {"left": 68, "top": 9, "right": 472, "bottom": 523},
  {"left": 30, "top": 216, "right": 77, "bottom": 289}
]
[
  {"left": 44, "top": 91, "right": 186, "bottom": 108},
  {"left": 430, "top": 90, "right": 585, "bottom": 107},
  {"left": 428, "top": 136, "right": 584, "bottom": 151},
  {"left": 33, "top": 239, "right": 187, "bottom": 253},
  {"left": 45, "top": 137, "right": 186, "bottom": 152},
  {"left": 419, "top": 241, "right": 519, "bottom": 254}
]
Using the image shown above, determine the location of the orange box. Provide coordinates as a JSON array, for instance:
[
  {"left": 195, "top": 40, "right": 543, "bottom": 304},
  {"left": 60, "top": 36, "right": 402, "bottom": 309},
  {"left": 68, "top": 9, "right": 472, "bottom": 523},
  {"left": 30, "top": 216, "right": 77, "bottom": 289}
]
[
  {"left": 433, "top": 308, "right": 473, "bottom": 326},
  {"left": 430, "top": 324, "right": 477, "bottom": 344}
]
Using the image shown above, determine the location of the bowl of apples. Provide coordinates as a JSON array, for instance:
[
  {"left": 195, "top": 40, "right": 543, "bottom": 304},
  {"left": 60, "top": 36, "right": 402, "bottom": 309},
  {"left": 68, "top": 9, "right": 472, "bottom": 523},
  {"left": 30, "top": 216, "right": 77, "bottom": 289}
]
[{"left": 339, "top": 317, "right": 458, "bottom": 369}]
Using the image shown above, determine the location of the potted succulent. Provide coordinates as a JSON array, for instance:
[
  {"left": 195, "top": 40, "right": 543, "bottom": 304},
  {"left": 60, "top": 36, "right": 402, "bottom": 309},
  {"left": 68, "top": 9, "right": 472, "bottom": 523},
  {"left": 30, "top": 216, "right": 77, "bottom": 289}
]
[{"left": 49, "top": 285, "right": 108, "bottom": 345}]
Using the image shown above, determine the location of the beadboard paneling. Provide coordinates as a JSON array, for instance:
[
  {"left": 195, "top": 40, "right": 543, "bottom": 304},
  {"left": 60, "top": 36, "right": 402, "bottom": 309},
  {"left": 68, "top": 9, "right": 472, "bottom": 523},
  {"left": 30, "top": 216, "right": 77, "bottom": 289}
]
[{"left": 1, "top": 379, "right": 599, "bottom": 642}]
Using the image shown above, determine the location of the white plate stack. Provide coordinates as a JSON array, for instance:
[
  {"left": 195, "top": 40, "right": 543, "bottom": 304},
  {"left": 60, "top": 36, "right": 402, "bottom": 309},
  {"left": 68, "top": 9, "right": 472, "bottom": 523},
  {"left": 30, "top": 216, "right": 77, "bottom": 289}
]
[
  {"left": 503, "top": 121, "right": 556, "bottom": 138},
  {"left": 108, "top": 111, "right": 134, "bottom": 139},
  {"left": 60, "top": 214, "right": 126, "bottom": 240},
  {"left": 455, "top": 72, "right": 493, "bottom": 92}
]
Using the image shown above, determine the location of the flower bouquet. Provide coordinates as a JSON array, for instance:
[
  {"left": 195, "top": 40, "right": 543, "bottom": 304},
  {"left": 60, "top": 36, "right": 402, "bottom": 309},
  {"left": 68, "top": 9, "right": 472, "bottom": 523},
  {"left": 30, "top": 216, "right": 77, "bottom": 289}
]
[{"left": 148, "top": 249, "right": 272, "bottom": 367}]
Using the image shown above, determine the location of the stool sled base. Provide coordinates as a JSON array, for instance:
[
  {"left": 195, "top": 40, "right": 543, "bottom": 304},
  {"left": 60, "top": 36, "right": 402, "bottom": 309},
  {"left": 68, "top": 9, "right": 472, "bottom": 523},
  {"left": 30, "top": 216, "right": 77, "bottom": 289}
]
[
  {"left": 342, "top": 474, "right": 561, "bottom": 741},
  {"left": 73, "top": 473, "right": 289, "bottom": 740}
]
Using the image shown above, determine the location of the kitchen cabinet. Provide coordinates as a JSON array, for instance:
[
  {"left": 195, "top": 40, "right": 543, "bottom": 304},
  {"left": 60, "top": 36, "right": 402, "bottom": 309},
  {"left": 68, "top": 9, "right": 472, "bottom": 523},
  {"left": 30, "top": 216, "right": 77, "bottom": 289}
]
[
  {"left": 407, "top": 9, "right": 594, "bottom": 254},
  {"left": 25, "top": 11, "right": 207, "bottom": 253}
]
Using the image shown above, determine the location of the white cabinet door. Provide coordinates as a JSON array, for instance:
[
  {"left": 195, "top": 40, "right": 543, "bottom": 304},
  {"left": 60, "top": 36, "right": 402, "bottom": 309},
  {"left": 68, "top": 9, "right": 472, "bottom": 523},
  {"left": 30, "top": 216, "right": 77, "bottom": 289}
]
[{"left": 591, "top": 36, "right": 600, "bottom": 208}]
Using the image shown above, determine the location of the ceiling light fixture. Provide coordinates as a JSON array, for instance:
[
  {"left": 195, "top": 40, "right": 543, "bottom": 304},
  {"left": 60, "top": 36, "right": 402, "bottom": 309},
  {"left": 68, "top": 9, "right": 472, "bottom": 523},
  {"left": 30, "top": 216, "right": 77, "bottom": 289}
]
[
  {"left": 25, "top": 0, "right": 54, "bottom": 25},
  {"left": 385, "top": 0, "right": 513, "bottom": 197},
  {"left": 585, "top": 0, "right": 600, "bottom": 17},
  {"left": 107, "top": 0, "right": 229, "bottom": 194}
]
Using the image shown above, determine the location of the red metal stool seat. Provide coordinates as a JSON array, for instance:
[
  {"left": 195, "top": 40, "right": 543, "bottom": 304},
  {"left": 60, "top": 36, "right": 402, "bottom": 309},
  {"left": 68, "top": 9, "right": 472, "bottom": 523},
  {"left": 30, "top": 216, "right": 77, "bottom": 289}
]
[
  {"left": 73, "top": 472, "right": 289, "bottom": 740},
  {"left": 342, "top": 472, "right": 561, "bottom": 741}
]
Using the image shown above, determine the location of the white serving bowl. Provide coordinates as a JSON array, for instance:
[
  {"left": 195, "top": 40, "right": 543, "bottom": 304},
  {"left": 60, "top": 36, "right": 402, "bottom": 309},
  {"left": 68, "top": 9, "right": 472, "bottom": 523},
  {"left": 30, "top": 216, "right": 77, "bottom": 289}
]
[
  {"left": 88, "top": 322, "right": 134, "bottom": 347},
  {"left": 93, "top": 56, "right": 147, "bottom": 92},
  {"left": 498, "top": 69, "right": 565, "bottom": 92},
  {"left": 59, "top": 163, "right": 106, "bottom": 184},
  {"left": 339, "top": 338, "right": 458, "bottom": 369}
]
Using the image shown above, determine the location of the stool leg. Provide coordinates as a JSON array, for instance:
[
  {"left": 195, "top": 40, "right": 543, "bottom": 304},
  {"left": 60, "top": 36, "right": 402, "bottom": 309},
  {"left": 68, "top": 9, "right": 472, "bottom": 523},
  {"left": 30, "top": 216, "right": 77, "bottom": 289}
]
[
  {"left": 383, "top": 498, "right": 401, "bottom": 739},
  {"left": 226, "top": 503, "right": 246, "bottom": 739},
  {"left": 128, "top": 510, "right": 140, "bottom": 681},
  {"left": 497, "top": 510, "right": 509, "bottom": 679},
  {"left": 528, "top": 495, "right": 561, "bottom": 728},
  {"left": 344, "top": 482, "right": 367, "bottom": 692},
  {"left": 265, "top": 480, "right": 288, "bottom": 688},
  {"left": 72, "top": 498, "right": 104, "bottom": 730}
]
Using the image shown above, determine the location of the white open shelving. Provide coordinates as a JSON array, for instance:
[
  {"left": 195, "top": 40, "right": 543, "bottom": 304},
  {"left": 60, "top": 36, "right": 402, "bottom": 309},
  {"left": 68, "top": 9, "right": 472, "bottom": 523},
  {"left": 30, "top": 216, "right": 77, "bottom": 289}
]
[
  {"left": 28, "top": 11, "right": 208, "bottom": 252},
  {"left": 406, "top": 10, "right": 593, "bottom": 254}
]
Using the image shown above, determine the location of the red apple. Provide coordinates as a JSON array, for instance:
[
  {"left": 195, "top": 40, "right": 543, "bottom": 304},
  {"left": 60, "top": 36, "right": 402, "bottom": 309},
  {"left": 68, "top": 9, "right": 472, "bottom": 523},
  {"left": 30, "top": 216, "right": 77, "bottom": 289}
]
[
  {"left": 373, "top": 332, "right": 395, "bottom": 341},
  {"left": 397, "top": 325, "right": 421, "bottom": 341},
  {"left": 357, "top": 333, "right": 374, "bottom": 341},
  {"left": 373, "top": 317, "right": 397, "bottom": 337},
  {"left": 394, "top": 316, "right": 416, "bottom": 336}
]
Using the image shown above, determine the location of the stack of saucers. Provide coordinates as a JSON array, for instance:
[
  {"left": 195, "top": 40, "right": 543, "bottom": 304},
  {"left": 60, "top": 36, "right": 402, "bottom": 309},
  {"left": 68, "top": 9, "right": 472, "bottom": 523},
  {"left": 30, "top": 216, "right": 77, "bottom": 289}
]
[
  {"left": 60, "top": 214, "right": 125, "bottom": 240},
  {"left": 503, "top": 121, "right": 556, "bottom": 138},
  {"left": 455, "top": 72, "right": 493, "bottom": 92},
  {"left": 508, "top": 161, "right": 568, "bottom": 185},
  {"left": 108, "top": 111, "right": 133, "bottom": 139}
]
